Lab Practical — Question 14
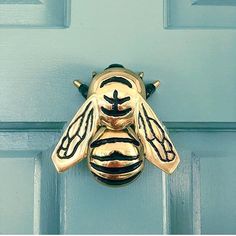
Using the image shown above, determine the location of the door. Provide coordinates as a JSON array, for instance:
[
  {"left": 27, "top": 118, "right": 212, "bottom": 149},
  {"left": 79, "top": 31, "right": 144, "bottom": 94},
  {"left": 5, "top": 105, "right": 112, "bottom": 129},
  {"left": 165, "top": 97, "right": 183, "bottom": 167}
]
[{"left": 0, "top": 0, "right": 235, "bottom": 234}]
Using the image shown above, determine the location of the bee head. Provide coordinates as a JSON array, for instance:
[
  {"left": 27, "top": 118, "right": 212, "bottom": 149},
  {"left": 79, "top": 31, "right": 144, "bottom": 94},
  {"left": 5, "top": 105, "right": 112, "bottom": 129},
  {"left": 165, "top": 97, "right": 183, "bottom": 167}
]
[
  {"left": 87, "top": 65, "right": 146, "bottom": 129},
  {"left": 87, "top": 64, "right": 146, "bottom": 98}
]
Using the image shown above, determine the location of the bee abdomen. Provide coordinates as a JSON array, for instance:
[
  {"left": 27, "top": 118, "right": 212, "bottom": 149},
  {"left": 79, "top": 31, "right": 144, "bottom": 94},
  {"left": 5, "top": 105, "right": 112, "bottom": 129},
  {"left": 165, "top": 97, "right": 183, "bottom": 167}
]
[
  {"left": 90, "top": 152, "right": 143, "bottom": 182},
  {"left": 89, "top": 129, "right": 144, "bottom": 185}
]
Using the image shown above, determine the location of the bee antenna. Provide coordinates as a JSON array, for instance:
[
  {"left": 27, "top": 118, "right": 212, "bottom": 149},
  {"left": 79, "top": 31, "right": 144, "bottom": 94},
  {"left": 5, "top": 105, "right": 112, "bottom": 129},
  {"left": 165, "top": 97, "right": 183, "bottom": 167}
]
[
  {"left": 73, "top": 80, "right": 88, "bottom": 99},
  {"left": 145, "top": 80, "right": 160, "bottom": 99}
]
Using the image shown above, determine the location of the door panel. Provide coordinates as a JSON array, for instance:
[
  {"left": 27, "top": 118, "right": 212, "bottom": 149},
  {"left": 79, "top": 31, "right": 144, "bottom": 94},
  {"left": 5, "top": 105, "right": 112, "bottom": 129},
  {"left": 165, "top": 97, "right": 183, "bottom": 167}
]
[
  {"left": 59, "top": 162, "right": 164, "bottom": 234},
  {"left": 0, "top": 129, "right": 60, "bottom": 234},
  {"left": 169, "top": 131, "right": 236, "bottom": 234},
  {"left": 0, "top": 157, "right": 34, "bottom": 234},
  {"left": 165, "top": 0, "right": 236, "bottom": 28},
  {"left": 0, "top": 0, "right": 70, "bottom": 28},
  {"left": 200, "top": 155, "right": 236, "bottom": 234},
  {"left": 0, "top": 0, "right": 235, "bottom": 234}
]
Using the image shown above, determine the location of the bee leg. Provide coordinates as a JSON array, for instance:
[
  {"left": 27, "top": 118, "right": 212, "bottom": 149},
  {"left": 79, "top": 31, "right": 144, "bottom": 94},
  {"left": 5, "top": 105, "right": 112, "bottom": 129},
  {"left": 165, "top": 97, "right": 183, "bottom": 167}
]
[
  {"left": 145, "top": 80, "right": 160, "bottom": 99},
  {"left": 73, "top": 80, "right": 89, "bottom": 99}
]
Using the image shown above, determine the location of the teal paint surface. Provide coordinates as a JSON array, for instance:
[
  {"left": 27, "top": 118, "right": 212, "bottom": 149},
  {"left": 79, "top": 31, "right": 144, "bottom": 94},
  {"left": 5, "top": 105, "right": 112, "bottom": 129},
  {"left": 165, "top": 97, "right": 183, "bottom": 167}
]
[
  {"left": 0, "top": 0, "right": 236, "bottom": 123},
  {"left": 0, "top": 0, "right": 70, "bottom": 27},
  {"left": 0, "top": 0, "right": 235, "bottom": 234},
  {"left": 0, "top": 157, "right": 34, "bottom": 234},
  {"left": 0, "top": 131, "right": 60, "bottom": 234},
  {"left": 168, "top": 131, "right": 236, "bottom": 234},
  {"left": 59, "top": 161, "right": 164, "bottom": 234},
  {"left": 165, "top": 0, "right": 236, "bottom": 28},
  {"left": 201, "top": 156, "right": 236, "bottom": 234}
]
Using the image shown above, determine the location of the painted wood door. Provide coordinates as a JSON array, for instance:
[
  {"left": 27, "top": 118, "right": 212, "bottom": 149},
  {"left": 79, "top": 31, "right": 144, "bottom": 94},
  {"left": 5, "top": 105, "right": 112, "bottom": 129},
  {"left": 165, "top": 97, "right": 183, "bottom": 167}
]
[{"left": 0, "top": 0, "right": 235, "bottom": 234}]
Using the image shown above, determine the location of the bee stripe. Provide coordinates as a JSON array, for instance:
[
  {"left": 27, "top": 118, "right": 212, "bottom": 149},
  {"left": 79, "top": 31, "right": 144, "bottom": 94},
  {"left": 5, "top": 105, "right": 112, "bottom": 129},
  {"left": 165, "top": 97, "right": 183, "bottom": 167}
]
[
  {"left": 90, "top": 162, "right": 144, "bottom": 180},
  {"left": 90, "top": 137, "right": 139, "bottom": 148},
  {"left": 90, "top": 158, "right": 140, "bottom": 168},
  {"left": 91, "top": 152, "right": 138, "bottom": 161},
  {"left": 104, "top": 95, "right": 130, "bottom": 104},
  {"left": 94, "top": 173, "right": 141, "bottom": 186},
  {"left": 100, "top": 77, "right": 132, "bottom": 88},
  {"left": 101, "top": 107, "right": 132, "bottom": 117},
  {"left": 90, "top": 161, "right": 142, "bottom": 174}
]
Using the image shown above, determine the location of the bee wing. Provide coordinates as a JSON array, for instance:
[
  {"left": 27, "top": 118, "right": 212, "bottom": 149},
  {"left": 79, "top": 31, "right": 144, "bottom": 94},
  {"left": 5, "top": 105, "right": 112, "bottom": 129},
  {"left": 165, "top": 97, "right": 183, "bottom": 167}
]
[
  {"left": 52, "top": 95, "right": 99, "bottom": 172},
  {"left": 134, "top": 95, "right": 180, "bottom": 174}
]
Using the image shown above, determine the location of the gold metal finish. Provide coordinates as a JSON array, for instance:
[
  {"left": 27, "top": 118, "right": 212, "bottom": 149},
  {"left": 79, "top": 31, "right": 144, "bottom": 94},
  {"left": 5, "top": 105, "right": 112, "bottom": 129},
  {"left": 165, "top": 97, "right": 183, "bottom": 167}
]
[
  {"left": 52, "top": 66, "right": 180, "bottom": 185},
  {"left": 138, "top": 72, "right": 144, "bottom": 79},
  {"left": 73, "top": 80, "right": 82, "bottom": 88},
  {"left": 153, "top": 80, "right": 160, "bottom": 88}
]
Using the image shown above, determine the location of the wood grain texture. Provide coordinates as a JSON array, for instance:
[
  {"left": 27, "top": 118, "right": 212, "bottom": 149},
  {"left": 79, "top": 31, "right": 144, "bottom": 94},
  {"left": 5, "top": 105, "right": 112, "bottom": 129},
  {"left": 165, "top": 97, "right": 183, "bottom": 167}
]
[{"left": 168, "top": 151, "right": 193, "bottom": 234}]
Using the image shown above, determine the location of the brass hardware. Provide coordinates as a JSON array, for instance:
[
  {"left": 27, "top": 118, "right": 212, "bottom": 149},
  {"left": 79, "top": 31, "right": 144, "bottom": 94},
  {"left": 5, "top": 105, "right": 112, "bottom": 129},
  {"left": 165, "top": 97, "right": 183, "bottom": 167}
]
[
  {"left": 73, "top": 80, "right": 82, "bottom": 88},
  {"left": 52, "top": 64, "right": 180, "bottom": 185},
  {"left": 138, "top": 72, "right": 144, "bottom": 79},
  {"left": 153, "top": 80, "right": 160, "bottom": 88}
]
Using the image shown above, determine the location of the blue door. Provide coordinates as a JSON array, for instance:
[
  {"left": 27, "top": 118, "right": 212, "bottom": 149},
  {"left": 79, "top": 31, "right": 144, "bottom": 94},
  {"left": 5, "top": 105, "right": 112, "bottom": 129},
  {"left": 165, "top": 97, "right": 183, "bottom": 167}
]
[{"left": 0, "top": 0, "right": 235, "bottom": 234}]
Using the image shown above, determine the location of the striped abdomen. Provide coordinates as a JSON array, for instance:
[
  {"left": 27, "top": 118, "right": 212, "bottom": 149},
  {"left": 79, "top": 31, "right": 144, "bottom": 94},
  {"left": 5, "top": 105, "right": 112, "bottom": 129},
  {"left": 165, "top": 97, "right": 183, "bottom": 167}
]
[{"left": 88, "top": 128, "right": 144, "bottom": 185}]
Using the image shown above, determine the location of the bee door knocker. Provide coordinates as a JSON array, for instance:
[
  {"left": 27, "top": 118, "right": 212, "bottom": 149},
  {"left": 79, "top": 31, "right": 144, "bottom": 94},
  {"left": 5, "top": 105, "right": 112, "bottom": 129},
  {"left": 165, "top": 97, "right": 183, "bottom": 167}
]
[{"left": 52, "top": 64, "right": 180, "bottom": 185}]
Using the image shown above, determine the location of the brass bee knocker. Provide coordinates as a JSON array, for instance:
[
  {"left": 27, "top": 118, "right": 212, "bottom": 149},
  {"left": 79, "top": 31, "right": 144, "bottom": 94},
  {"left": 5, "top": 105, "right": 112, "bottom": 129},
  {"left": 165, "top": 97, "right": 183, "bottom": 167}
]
[{"left": 52, "top": 64, "right": 180, "bottom": 185}]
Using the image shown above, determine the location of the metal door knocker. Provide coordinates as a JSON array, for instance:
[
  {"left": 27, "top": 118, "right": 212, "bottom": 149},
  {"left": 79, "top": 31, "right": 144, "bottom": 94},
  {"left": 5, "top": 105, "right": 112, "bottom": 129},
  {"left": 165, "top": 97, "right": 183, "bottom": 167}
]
[{"left": 51, "top": 64, "right": 180, "bottom": 185}]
